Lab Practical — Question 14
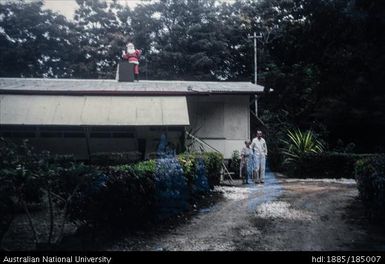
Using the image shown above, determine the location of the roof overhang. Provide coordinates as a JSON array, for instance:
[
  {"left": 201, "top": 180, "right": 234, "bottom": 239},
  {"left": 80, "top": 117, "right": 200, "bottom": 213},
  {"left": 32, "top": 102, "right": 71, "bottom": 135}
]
[
  {"left": 0, "top": 78, "right": 264, "bottom": 95},
  {"left": 0, "top": 95, "right": 190, "bottom": 126}
]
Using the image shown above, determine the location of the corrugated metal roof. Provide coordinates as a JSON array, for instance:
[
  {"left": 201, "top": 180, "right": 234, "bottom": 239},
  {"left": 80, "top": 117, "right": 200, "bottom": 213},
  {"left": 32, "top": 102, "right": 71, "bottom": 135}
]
[
  {"left": 0, "top": 78, "right": 264, "bottom": 95},
  {"left": 0, "top": 95, "right": 190, "bottom": 126}
]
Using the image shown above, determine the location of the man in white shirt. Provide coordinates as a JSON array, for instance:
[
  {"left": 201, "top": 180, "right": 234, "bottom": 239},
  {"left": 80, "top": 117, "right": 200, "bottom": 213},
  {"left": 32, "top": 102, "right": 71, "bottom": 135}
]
[{"left": 251, "top": 130, "right": 268, "bottom": 184}]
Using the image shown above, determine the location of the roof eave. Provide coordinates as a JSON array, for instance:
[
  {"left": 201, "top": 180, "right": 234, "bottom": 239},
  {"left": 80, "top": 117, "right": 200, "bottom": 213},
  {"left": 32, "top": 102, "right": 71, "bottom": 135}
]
[{"left": 0, "top": 90, "right": 263, "bottom": 96}]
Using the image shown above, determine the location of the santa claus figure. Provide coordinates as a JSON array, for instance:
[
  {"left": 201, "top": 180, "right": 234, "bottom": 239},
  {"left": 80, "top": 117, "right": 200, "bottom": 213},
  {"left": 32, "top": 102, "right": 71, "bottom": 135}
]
[{"left": 122, "top": 42, "right": 141, "bottom": 81}]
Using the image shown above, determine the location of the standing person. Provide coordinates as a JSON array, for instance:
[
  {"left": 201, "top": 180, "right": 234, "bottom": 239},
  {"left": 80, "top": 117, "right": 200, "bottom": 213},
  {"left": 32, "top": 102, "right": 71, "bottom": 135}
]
[
  {"left": 122, "top": 42, "right": 141, "bottom": 82},
  {"left": 251, "top": 130, "right": 268, "bottom": 184},
  {"left": 240, "top": 140, "right": 253, "bottom": 184}
]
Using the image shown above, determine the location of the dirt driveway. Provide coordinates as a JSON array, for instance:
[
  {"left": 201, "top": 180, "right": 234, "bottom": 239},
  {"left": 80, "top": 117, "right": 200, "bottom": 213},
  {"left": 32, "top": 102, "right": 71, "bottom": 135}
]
[{"left": 110, "top": 171, "right": 385, "bottom": 251}]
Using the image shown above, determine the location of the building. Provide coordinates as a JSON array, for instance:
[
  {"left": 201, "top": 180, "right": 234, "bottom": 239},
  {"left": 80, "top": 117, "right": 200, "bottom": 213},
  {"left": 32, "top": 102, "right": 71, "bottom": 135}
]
[{"left": 0, "top": 78, "right": 263, "bottom": 160}]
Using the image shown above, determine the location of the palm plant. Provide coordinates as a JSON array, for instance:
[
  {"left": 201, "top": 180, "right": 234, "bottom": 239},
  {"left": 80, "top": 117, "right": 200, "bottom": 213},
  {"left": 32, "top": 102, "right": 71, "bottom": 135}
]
[{"left": 281, "top": 129, "right": 324, "bottom": 165}]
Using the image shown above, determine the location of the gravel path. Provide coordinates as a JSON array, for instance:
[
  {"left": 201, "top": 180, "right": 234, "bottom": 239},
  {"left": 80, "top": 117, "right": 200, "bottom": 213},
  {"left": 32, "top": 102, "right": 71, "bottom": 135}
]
[{"left": 110, "top": 172, "right": 385, "bottom": 251}]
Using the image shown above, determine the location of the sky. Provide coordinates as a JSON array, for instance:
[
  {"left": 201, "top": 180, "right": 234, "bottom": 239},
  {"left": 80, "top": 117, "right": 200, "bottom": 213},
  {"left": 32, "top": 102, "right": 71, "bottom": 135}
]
[
  {"left": 42, "top": 0, "right": 236, "bottom": 19},
  {"left": 43, "top": 0, "right": 155, "bottom": 19},
  {"left": 1, "top": 0, "right": 236, "bottom": 19}
]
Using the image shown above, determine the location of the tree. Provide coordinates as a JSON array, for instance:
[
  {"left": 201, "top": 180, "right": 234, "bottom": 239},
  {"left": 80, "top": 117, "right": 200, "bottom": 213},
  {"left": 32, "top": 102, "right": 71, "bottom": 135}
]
[
  {"left": 0, "top": 0, "right": 78, "bottom": 77},
  {"left": 258, "top": 0, "right": 385, "bottom": 152},
  {"left": 139, "top": 0, "right": 234, "bottom": 80},
  {"left": 73, "top": 0, "right": 129, "bottom": 78}
]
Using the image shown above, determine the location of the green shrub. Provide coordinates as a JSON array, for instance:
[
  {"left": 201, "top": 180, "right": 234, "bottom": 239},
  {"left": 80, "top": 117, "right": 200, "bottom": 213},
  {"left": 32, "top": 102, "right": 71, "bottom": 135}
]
[
  {"left": 267, "top": 149, "right": 284, "bottom": 172},
  {"left": 355, "top": 155, "right": 385, "bottom": 219},
  {"left": 0, "top": 138, "right": 221, "bottom": 240},
  {"left": 177, "top": 152, "right": 223, "bottom": 189},
  {"left": 288, "top": 152, "right": 375, "bottom": 178},
  {"left": 334, "top": 139, "right": 357, "bottom": 153},
  {"left": 89, "top": 151, "right": 141, "bottom": 166},
  {"left": 154, "top": 156, "right": 189, "bottom": 218},
  {"left": 228, "top": 151, "right": 240, "bottom": 178},
  {"left": 51, "top": 159, "right": 157, "bottom": 230},
  {"left": 0, "top": 138, "right": 222, "bottom": 236},
  {"left": 177, "top": 153, "right": 210, "bottom": 196},
  {"left": 282, "top": 129, "right": 324, "bottom": 166},
  {"left": 0, "top": 195, "right": 14, "bottom": 247},
  {"left": 126, "top": 159, "right": 156, "bottom": 175},
  {"left": 177, "top": 153, "right": 197, "bottom": 185},
  {"left": 0, "top": 138, "right": 86, "bottom": 246},
  {"left": 202, "top": 152, "right": 223, "bottom": 188},
  {"left": 192, "top": 157, "right": 210, "bottom": 194},
  {"left": 0, "top": 138, "right": 45, "bottom": 204},
  {"left": 53, "top": 162, "right": 104, "bottom": 203},
  {"left": 48, "top": 154, "right": 76, "bottom": 165},
  {"left": 68, "top": 165, "right": 156, "bottom": 229},
  {"left": 0, "top": 138, "right": 44, "bottom": 245},
  {"left": 69, "top": 152, "right": 220, "bottom": 228}
]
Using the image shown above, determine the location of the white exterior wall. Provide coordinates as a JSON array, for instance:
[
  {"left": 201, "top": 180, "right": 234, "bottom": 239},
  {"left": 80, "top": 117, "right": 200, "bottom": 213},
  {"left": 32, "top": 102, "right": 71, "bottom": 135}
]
[
  {"left": 0, "top": 95, "right": 189, "bottom": 126},
  {"left": 187, "top": 95, "right": 250, "bottom": 159}
]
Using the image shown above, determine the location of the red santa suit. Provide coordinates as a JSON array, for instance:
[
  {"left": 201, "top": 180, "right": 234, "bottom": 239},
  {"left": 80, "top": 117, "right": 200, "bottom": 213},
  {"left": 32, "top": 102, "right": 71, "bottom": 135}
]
[{"left": 122, "top": 46, "right": 141, "bottom": 75}]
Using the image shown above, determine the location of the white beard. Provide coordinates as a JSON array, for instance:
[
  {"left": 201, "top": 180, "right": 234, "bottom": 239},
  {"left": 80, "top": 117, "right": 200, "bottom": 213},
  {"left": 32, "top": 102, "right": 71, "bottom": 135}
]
[{"left": 127, "top": 47, "right": 135, "bottom": 54}]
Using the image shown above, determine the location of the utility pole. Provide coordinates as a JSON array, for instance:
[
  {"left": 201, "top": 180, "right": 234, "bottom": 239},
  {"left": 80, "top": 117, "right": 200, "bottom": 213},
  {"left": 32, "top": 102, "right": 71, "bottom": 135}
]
[
  {"left": 248, "top": 32, "right": 262, "bottom": 117},
  {"left": 248, "top": 32, "right": 262, "bottom": 85}
]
